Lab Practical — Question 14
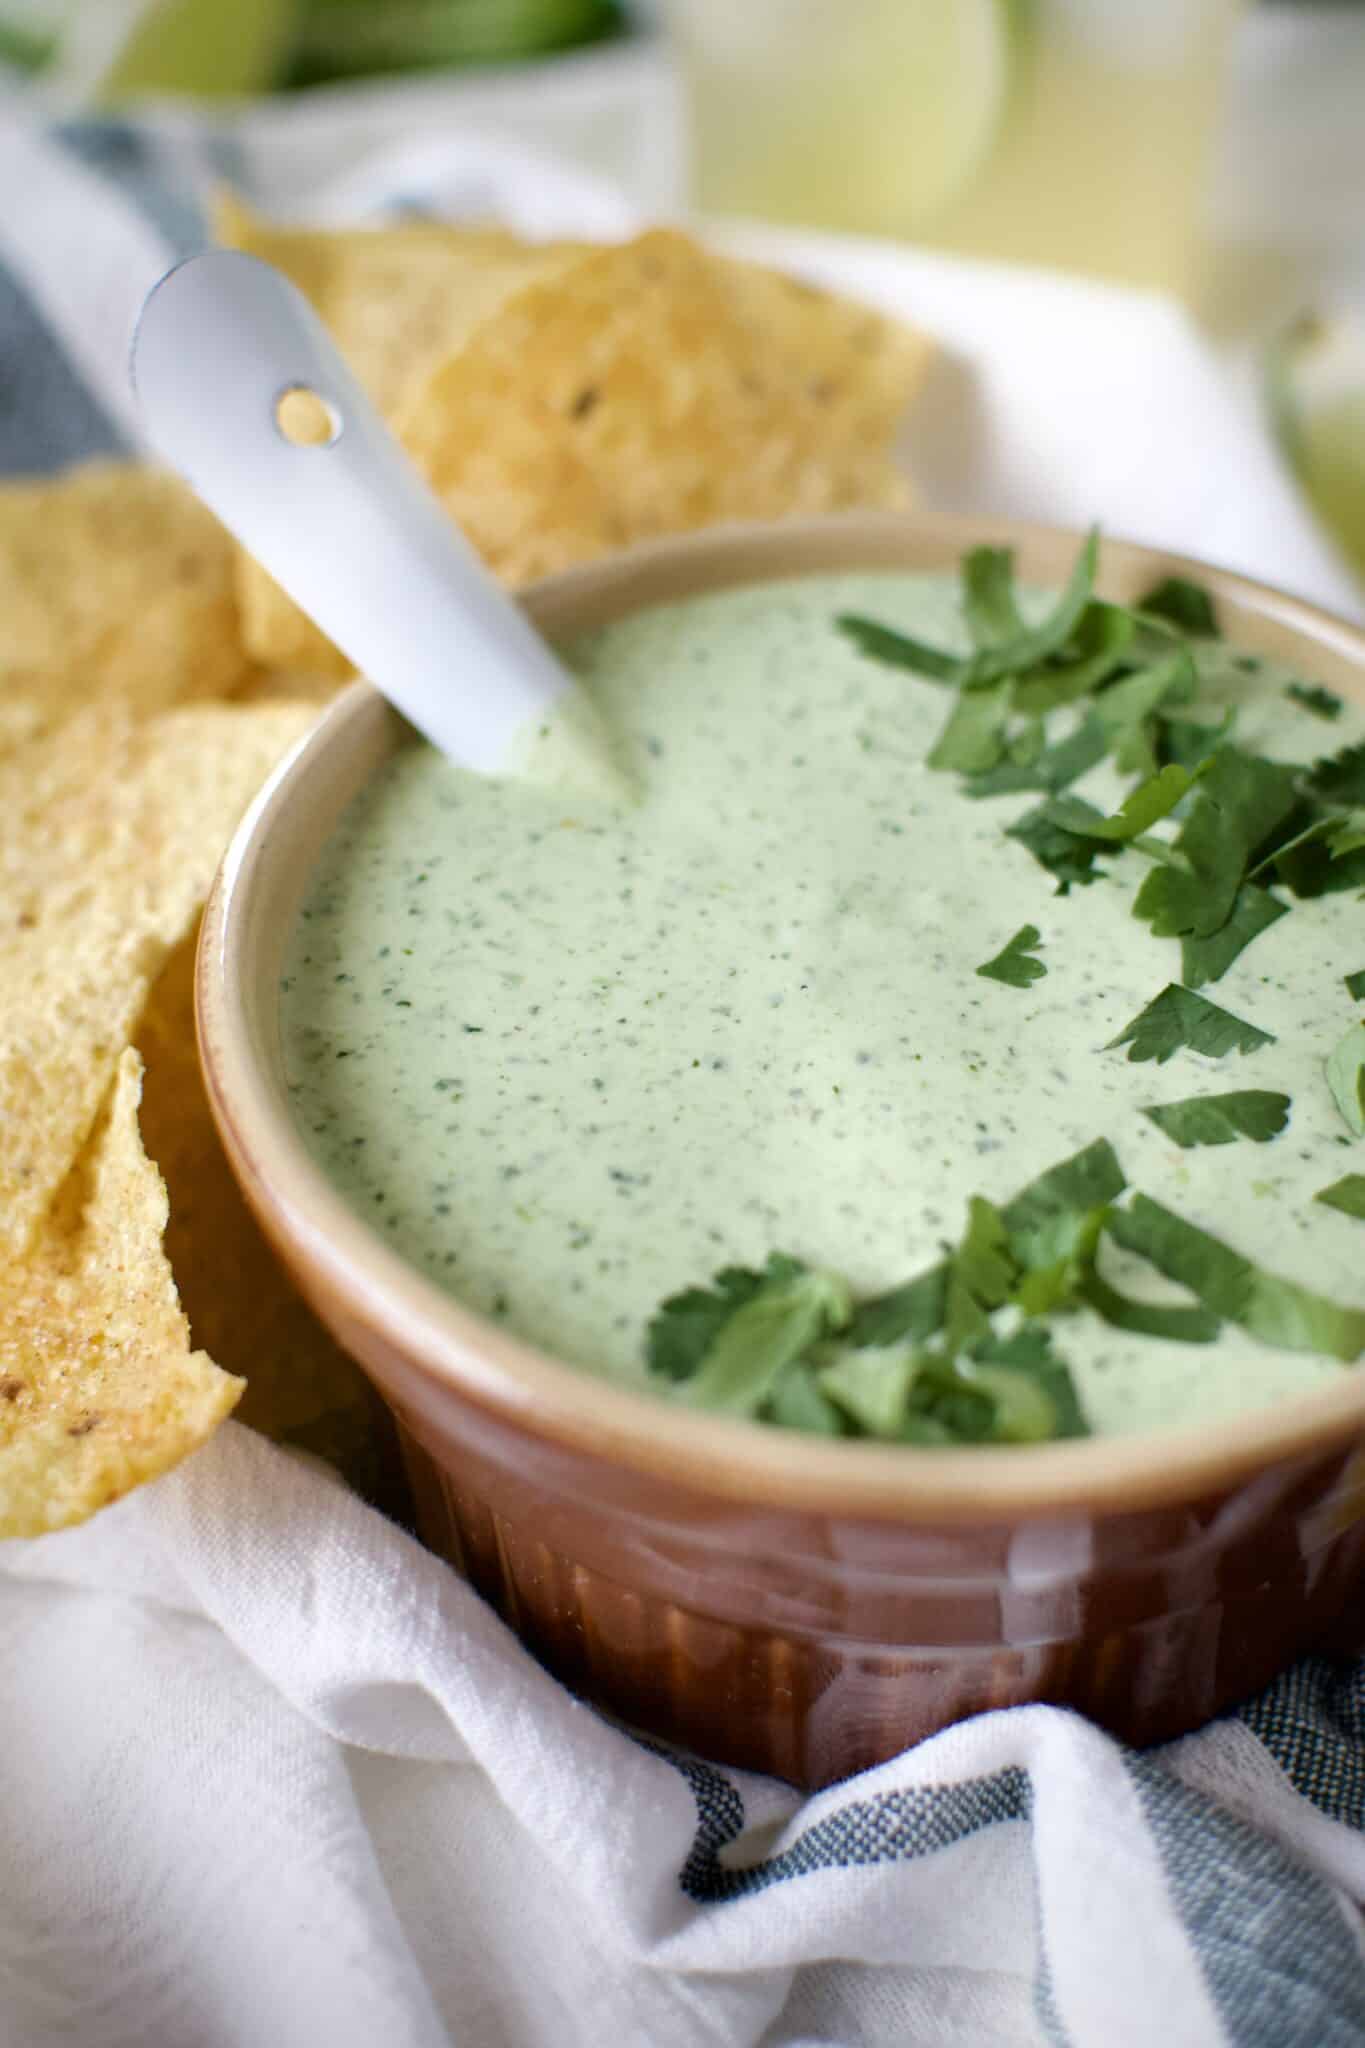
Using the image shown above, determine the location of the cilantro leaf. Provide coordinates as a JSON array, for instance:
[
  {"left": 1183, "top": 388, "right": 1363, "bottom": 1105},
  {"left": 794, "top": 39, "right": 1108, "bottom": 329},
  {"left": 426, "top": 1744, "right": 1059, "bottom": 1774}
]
[
  {"left": 961, "top": 528, "right": 1099, "bottom": 688},
  {"left": 1107, "top": 1194, "right": 1365, "bottom": 1361},
  {"left": 646, "top": 1262, "right": 774, "bottom": 1380},
  {"left": 1142, "top": 1089, "right": 1291, "bottom": 1148},
  {"left": 1006, "top": 800, "right": 1110, "bottom": 891},
  {"left": 1138, "top": 575, "right": 1219, "bottom": 637},
  {"left": 1316, "top": 1176, "right": 1365, "bottom": 1222},
  {"left": 1157, "top": 710, "right": 1237, "bottom": 773},
  {"left": 672, "top": 1260, "right": 852, "bottom": 1416},
  {"left": 1326, "top": 1023, "right": 1365, "bottom": 1138},
  {"left": 962, "top": 545, "right": 1024, "bottom": 647},
  {"left": 1133, "top": 749, "right": 1300, "bottom": 941},
  {"left": 767, "top": 1361, "right": 846, "bottom": 1435},
  {"left": 1346, "top": 970, "right": 1365, "bottom": 1002},
  {"left": 836, "top": 612, "right": 963, "bottom": 683},
  {"left": 818, "top": 1344, "right": 917, "bottom": 1437},
  {"left": 907, "top": 1329, "right": 1087, "bottom": 1444},
  {"left": 1307, "top": 742, "right": 1365, "bottom": 807},
  {"left": 967, "top": 714, "right": 1111, "bottom": 801},
  {"left": 846, "top": 1264, "right": 946, "bottom": 1349},
  {"left": 976, "top": 923, "right": 1047, "bottom": 988},
  {"left": 927, "top": 680, "right": 1012, "bottom": 774},
  {"left": 1179, "top": 883, "right": 1287, "bottom": 988},
  {"left": 1328, "top": 813, "right": 1365, "bottom": 860},
  {"left": 1044, "top": 761, "right": 1196, "bottom": 844},
  {"left": 1000, "top": 1137, "right": 1128, "bottom": 1236},
  {"left": 844, "top": 1141, "right": 1125, "bottom": 1354},
  {"left": 1012, "top": 602, "right": 1135, "bottom": 715},
  {"left": 1080, "top": 1269, "right": 1220, "bottom": 1343},
  {"left": 944, "top": 1196, "right": 1017, "bottom": 1353},
  {"left": 1093, "top": 650, "right": 1198, "bottom": 777},
  {"left": 1107, "top": 984, "right": 1274, "bottom": 1064},
  {"left": 1287, "top": 682, "right": 1343, "bottom": 721},
  {"left": 971, "top": 1328, "right": 1089, "bottom": 1439}
]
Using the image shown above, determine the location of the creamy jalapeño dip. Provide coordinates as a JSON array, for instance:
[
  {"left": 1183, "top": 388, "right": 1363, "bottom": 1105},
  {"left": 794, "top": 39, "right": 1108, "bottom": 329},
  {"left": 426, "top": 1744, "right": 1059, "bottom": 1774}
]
[{"left": 280, "top": 562, "right": 1365, "bottom": 1442}]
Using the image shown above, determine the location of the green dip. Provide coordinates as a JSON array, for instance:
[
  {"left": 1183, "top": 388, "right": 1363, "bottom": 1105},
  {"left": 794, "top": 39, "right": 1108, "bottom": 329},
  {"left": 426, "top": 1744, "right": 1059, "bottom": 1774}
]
[{"left": 280, "top": 569, "right": 1365, "bottom": 1439}]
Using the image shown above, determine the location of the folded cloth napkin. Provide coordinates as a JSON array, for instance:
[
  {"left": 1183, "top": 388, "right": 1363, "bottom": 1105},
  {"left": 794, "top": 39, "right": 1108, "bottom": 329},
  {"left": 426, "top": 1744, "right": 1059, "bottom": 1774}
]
[{"left": 2, "top": 101, "right": 1365, "bottom": 2048}]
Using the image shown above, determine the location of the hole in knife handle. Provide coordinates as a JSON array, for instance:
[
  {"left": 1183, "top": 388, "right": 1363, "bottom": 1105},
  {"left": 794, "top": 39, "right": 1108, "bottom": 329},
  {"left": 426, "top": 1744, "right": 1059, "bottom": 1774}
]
[{"left": 274, "top": 385, "right": 341, "bottom": 448}]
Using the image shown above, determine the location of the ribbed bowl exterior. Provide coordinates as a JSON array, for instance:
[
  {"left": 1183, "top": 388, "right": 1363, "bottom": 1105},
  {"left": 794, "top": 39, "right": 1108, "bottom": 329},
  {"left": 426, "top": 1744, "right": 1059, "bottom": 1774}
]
[{"left": 373, "top": 1376, "right": 1365, "bottom": 1787}]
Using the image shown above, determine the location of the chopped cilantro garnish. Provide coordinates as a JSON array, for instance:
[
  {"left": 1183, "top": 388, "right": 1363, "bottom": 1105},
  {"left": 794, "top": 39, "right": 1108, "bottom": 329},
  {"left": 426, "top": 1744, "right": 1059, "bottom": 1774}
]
[
  {"left": 655, "top": 1257, "right": 852, "bottom": 1416},
  {"left": 1346, "top": 970, "right": 1365, "bottom": 1002},
  {"left": 1326, "top": 1023, "right": 1365, "bottom": 1138},
  {"left": 976, "top": 923, "right": 1047, "bottom": 988},
  {"left": 1107, "top": 1195, "right": 1365, "bottom": 1361},
  {"left": 1006, "top": 801, "right": 1110, "bottom": 891},
  {"left": 962, "top": 527, "right": 1099, "bottom": 687},
  {"left": 1307, "top": 741, "right": 1365, "bottom": 807},
  {"left": 1179, "top": 884, "right": 1287, "bottom": 989},
  {"left": 962, "top": 544, "right": 1024, "bottom": 647},
  {"left": 1012, "top": 603, "right": 1135, "bottom": 715},
  {"left": 1044, "top": 761, "right": 1197, "bottom": 844},
  {"left": 928, "top": 680, "right": 1012, "bottom": 774},
  {"left": 1287, "top": 681, "right": 1343, "bottom": 720},
  {"left": 1132, "top": 748, "right": 1299, "bottom": 942},
  {"left": 1079, "top": 1271, "right": 1220, "bottom": 1344},
  {"left": 647, "top": 1142, "right": 1126, "bottom": 1445},
  {"left": 1107, "top": 984, "right": 1274, "bottom": 1064},
  {"left": 835, "top": 611, "right": 963, "bottom": 683},
  {"left": 846, "top": 1264, "right": 946, "bottom": 1350},
  {"left": 1142, "top": 1090, "right": 1291, "bottom": 1148},
  {"left": 1138, "top": 575, "right": 1219, "bottom": 637},
  {"left": 1316, "top": 1176, "right": 1365, "bottom": 1221}
]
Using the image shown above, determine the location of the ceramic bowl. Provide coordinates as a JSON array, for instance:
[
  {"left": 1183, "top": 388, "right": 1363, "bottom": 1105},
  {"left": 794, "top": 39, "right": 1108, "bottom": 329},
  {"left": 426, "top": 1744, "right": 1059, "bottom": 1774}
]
[{"left": 197, "top": 513, "right": 1365, "bottom": 1788}]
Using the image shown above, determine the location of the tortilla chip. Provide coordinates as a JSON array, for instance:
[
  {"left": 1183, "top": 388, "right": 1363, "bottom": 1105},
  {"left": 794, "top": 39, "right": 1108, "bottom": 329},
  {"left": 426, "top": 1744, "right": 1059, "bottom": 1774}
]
[
  {"left": 399, "top": 229, "right": 928, "bottom": 587},
  {"left": 215, "top": 194, "right": 586, "bottom": 675},
  {"left": 233, "top": 225, "right": 931, "bottom": 667},
  {"left": 134, "top": 926, "right": 395, "bottom": 1502},
  {"left": 0, "top": 1048, "right": 241, "bottom": 1539},
  {"left": 0, "top": 462, "right": 248, "bottom": 746},
  {"left": 0, "top": 700, "right": 314, "bottom": 1256},
  {"left": 213, "top": 192, "right": 581, "bottom": 419}
]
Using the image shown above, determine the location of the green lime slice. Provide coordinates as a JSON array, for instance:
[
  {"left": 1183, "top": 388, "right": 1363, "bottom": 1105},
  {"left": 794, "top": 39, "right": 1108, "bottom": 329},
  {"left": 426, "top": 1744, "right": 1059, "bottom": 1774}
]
[
  {"left": 99, "top": 0, "right": 297, "bottom": 100},
  {"left": 1268, "top": 312, "right": 1365, "bottom": 585},
  {"left": 684, "top": 0, "right": 1016, "bottom": 234}
]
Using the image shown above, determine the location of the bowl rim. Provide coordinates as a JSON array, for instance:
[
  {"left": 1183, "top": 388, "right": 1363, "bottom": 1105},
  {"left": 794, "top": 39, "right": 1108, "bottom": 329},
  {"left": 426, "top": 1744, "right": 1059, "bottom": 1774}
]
[{"left": 199, "top": 508, "right": 1365, "bottom": 1524}]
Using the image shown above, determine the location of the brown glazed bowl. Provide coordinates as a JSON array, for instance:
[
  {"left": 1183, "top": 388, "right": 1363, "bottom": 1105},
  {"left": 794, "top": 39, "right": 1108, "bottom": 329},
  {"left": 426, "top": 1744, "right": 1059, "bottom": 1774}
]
[{"left": 198, "top": 513, "right": 1365, "bottom": 1789}]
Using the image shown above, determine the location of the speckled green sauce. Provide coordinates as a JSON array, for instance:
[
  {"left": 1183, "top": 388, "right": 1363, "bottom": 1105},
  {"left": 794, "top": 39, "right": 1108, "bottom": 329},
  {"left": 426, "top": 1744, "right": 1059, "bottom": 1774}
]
[{"left": 280, "top": 572, "right": 1365, "bottom": 1437}]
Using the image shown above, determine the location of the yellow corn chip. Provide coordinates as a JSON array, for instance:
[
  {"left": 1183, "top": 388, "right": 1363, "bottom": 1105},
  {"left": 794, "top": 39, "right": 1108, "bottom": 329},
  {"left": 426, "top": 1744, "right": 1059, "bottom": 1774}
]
[
  {"left": 216, "top": 193, "right": 585, "bottom": 675},
  {"left": 0, "top": 462, "right": 248, "bottom": 745},
  {"left": 233, "top": 225, "right": 931, "bottom": 666},
  {"left": 214, "top": 191, "right": 582, "bottom": 419},
  {"left": 0, "top": 1048, "right": 242, "bottom": 1539},
  {"left": 0, "top": 700, "right": 314, "bottom": 1255},
  {"left": 404, "top": 230, "right": 930, "bottom": 586}
]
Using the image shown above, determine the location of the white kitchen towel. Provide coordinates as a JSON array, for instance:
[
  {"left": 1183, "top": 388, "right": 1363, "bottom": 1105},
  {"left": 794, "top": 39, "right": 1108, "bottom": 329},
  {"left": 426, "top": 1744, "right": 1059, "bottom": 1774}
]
[
  {"left": 3, "top": 88, "right": 1365, "bottom": 2048},
  {"left": 6, "top": 1422, "right": 1365, "bottom": 2048}
]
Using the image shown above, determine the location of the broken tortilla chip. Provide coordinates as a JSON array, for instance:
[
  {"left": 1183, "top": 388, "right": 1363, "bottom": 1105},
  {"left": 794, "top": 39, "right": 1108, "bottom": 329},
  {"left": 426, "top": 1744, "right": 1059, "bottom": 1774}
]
[
  {"left": 216, "top": 191, "right": 586, "bottom": 672},
  {"left": 0, "top": 1048, "right": 242, "bottom": 1539},
  {"left": 0, "top": 699, "right": 314, "bottom": 1256},
  {"left": 0, "top": 462, "right": 248, "bottom": 748},
  {"left": 231, "top": 224, "right": 931, "bottom": 669}
]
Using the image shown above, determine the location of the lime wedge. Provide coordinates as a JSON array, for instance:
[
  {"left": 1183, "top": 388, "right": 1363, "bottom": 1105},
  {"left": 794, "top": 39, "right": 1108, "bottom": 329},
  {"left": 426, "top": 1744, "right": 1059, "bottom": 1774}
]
[
  {"left": 1268, "top": 313, "right": 1365, "bottom": 585},
  {"left": 683, "top": 0, "right": 1016, "bottom": 235},
  {"left": 100, "top": 0, "right": 295, "bottom": 100}
]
